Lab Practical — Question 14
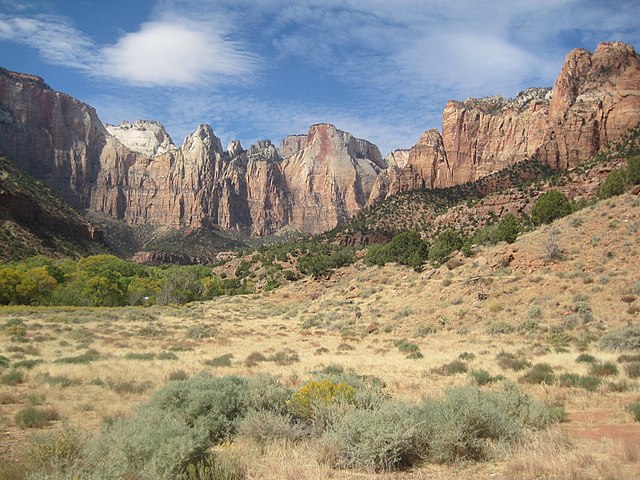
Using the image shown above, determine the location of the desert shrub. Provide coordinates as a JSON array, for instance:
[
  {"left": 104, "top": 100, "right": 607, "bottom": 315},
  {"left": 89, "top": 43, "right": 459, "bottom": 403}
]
[
  {"left": 147, "top": 375, "right": 249, "bottom": 443},
  {"left": 458, "top": 351, "right": 476, "bottom": 361},
  {"left": 288, "top": 379, "right": 356, "bottom": 420},
  {"left": 486, "top": 321, "right": 516, "bottom": 335},
  {"left": 607, "top": 379, "right": 633, "bottom": 392},
  {"left": 575, "top": 353, "right": 597, "bottom": 363},
  {"left": 186, "top": 324, "right": 218, "bottom": 339},
  {"left": 393, "top": 339, "right": 421, "bottom": 357},
  {"left": 84, "top": 407, "right": 210, "bottom": 480},
  {"left": 0, "top": 368, "right": 25, "bottom": 385},
  {"left": 557, "top": 373, "right": 602, "bottom": 391},
  {"left": 107, "top": 379, "right": 154, "bottom": 395},
  {"left": 433, "top": 359, "right": 468, "bottom": 376},
  {"left": 23, "top": 425, "right": 83, "bottom": 472},
  {"left": 38, "top": 373, "right": 81, "bottom": 388},
  {"left": 244, "top": 351, "right": 267, "bottom": 367},
  {"left": 417, "top": 386, "right": 559, "bottom": 464},
  {"left": 624, "top": 362, "right": 640, "bottom": 379},
  {"left": 542, "top": 230, "right": 564, "bottom": 262},
  {"left": 53, "top": 348, "right": 100, "bottom": 364},
  {"left": 599, "top": 168, "right": 628, "bottom": 199},
  {"left": 589, "top": 361, "right": 618, "bottom": 377},
  {"left": 204, "top": 354, "right": 233, "bottom": 368},
  {"left": 520, "top": 363, "right": 555, "bottom": 385},
  {"left": 0, "top": 354, "right": 9, "bottom": 369},
  {"left": 125, "top": 352, "right": 156, "bottom": 361},
  {"left": 268, "top": 349, "right": 299, "bottom": 365},
  {"left": 496, "top": 351, "right": 531, "bottom": 371},
  {"left": 15, "top": 406, "right": 59, "bottom": 429},
  {"left": 628, "top": 401, "right": 640, "bottom": 422},
  {"left": 169, "top": 370, "right": 189, "bottom": 381},
  {"left": 157, "top": 351, "right": 178, "bottom": 360},
  {"left": 327, "top": 400, "right": 421, "bottom": 472},
  {"left": 469, "top": 369, "right": 504, "bottom": 386},
  {"left": 531, "top": 190, "right": 571, "bottom": 225},
  {"left": 178, "top": 454, "right": 246, "bottom": 480},
  {"left": 599, "top": 326, "right": 640, "bottom": 351},
  {"left": 494, "top": 214, "right": 522, "bottom": 244},
  {"left": 244, "top": 374, "right": 292, "bottom": 415},
  {"left": 428, "top": 230, "right": 464, "bottom": 264},
  {"left": 12, "top": 359, "right": 43, "bottom": 369},
  {"left": 237, "top": 409, "right": 306, "bottom": 444}
]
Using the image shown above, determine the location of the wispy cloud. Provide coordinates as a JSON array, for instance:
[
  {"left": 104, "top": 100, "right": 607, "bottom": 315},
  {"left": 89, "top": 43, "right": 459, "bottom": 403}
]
[{"left": 0, "top": 14, "right": 94, "bottom": 69}]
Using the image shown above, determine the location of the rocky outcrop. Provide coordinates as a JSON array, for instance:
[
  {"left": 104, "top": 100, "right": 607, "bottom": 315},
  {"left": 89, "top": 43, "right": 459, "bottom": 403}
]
[
  {"left": 281, "top": 123, "right": 385, "bottom": 233},
  {"left": 106, "top": 120, "right": 176, "bottom": 157},
  {"left": 541, "top": 42, "right": 640, "bottom": 168},
  {"left": 377, "top": 42, "right": 639, "bottom": 199}
]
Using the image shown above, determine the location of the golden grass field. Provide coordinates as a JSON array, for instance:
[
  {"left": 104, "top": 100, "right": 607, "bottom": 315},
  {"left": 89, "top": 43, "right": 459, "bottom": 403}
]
[{"left": 1, "top": 193, "right": 639, "bottom": 479}]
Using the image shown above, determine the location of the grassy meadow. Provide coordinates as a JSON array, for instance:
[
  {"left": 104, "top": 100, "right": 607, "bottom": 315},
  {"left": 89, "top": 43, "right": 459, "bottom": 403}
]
[{"left": 0, "top": 193, "right": 639, "bottom": 479}]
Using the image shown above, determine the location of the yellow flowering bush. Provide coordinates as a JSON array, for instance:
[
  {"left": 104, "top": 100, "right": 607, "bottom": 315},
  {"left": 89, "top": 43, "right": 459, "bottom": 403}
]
[{"left": 288, "top": 380, "right": 356, "bottom": 419}]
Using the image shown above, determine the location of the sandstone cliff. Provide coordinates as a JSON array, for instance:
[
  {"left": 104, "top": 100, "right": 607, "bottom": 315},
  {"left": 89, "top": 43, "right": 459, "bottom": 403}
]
[
  {"left": 0, "top": 42, "right": 638, "bottom": 239},
  {"left": 376, "top": 42, "right": 639, "bottom": 200}
]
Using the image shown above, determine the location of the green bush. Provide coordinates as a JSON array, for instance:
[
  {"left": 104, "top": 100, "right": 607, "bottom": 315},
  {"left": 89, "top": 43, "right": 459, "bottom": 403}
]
[
  {"left": 599, "top": 169, "right": 628, "bottom": 199},
  {"left": 531, "top": 190, "right": 571, "bottom": 225},
  {"left": 494, "top": 214, "right": 523, "bottom": 244},
  {"left": 599, "top": 326, "right": 640, "bottom": 351},
  {"left": 204, "top": 354, "right": 233, "bottom": 368},
  {"left": 147, "top": 375, "right": 249, "bottom": 443},
  {"left": 428, "top": 230, "right": 464, "bottom": 264},
  {"left": 469, "top": 369, "right": 504, "bottom": 386},
  {"left": 186, "top": 324, "right": 218, "bottom": 340},
  {"left": 84, "top": 407, "right": 210, "bottom": 480},
  {"left": 327, "top": 400, "right": 421, "bottom": 472},
  {"left": 53, "top": 349, "right": 100, "bottom": 364},
  {"left": 557, "top": 373, "right": 602, "bottom": 391},
  {"left": 364, "top": 231, "right": 429, "bottom": 271},
  {"left": 433, "top": 360, "right": 468, "bottom": 376},
  {"left": 520, "top": 363, "right": 555, "bottom": 384},
  {"left": 575, "top": 353, "right": 597, "bottom": 363},
  {"left": 236, "top": 409, "right": 305, "bottom": 444}
]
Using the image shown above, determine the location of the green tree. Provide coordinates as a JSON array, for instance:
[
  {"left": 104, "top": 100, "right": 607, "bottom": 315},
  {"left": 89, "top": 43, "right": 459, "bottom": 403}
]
[
  {"left": 494, "top": 214, "right": 522, "bottom": 244},
  {"left": 599, "top": 169, "right": 628, "bottom": 199},
  {"left": 531, "top": 190, "right": 571, "bottom": 225},
  {"left": 0, "top": 266, "right": 23, "bottom": 305},
  {"left": 627, "top": 156, "right": 640, "bottom": 185},
  {"left": 428, "top": 230, "right": 464, "bottom": 264},
  {"left": 15, "top": 267, "right": 57, "bottom": 304}
]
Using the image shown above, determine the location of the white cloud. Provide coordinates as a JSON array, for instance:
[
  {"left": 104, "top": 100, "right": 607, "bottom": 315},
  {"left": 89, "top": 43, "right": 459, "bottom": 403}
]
[{"left": 99, "top": 20, "right": 258, "bottom": 86}]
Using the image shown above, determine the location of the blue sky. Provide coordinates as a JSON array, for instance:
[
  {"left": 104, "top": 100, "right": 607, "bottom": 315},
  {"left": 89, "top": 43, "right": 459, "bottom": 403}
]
[{"left": 1, "top": 0, "right": 639, "bottom": 155}]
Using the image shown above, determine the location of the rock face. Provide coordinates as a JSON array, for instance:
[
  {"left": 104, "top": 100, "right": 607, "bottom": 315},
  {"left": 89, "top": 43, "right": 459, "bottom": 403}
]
[
  {"left": 377, "top": 41, "right": 640, "bottom": 199},
  {"left": 281, "top": 124, "right": 385, "bottom": 233},
  {"left": 106, "top": 120, "right": 176, "bottom": 157},
  {"left": 0, "top": 42, "right": 638, "bottom": 237}
]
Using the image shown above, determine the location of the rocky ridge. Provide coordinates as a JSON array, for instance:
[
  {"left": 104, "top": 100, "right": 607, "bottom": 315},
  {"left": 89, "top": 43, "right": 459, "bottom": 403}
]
[{"left": 0, "top": 42, "right": 638, "bottom": 239}]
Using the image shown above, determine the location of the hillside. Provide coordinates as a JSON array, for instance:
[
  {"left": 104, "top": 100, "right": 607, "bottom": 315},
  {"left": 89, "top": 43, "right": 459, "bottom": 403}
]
[
  {"left": 0, "top": 155, "right": 107, "bottom": 261},
  {"left": 0, "top": 190, "right": 638, "bottom": 479}
]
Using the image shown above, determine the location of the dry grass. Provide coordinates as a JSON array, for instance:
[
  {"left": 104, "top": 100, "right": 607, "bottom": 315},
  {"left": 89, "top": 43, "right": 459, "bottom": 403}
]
[{"left": 0, "top": 193, "right": 639, "bottom": 478}]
